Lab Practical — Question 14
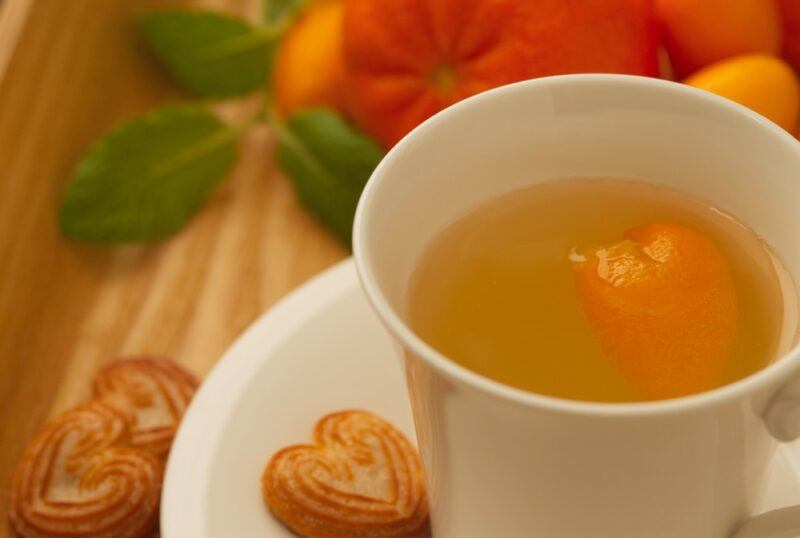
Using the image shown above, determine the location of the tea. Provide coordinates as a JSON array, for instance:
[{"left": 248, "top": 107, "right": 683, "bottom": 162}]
[{"left": 407, "top": 179, "right": 798, "bottom": 402}]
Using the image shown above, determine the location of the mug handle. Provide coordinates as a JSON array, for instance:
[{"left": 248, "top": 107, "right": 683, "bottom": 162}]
[{"left": 733, "top": 375, "right": 800, "bottom": 538}]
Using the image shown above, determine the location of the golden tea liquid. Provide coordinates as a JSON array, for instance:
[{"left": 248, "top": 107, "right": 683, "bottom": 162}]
[{"left": 407, "top": 179, "right": 797, "bottom": 402}]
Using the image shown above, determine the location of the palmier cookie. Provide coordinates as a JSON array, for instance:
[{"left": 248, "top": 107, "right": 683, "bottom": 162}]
[
  {"left": 262, "top": 410, "right": 429, "bottom": 537},
  {"left": 9, "top": 400, "right": 162, "bottom": 538},
  {"left": 93, "top": 357, "right": 198, "bottom": 458}
]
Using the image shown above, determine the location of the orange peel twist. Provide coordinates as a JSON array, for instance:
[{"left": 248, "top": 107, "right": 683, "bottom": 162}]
[
  {"left": 262, "top": 410, "right": 429, "bottom": 537},
  {"left": 573, "top": 222, "right": 738, "bottom": 399}
]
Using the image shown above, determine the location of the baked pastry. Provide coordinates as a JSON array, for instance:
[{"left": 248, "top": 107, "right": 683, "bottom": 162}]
[
  {"left": 93, "top": 357, "right": 198, "bottom": 457},
  {"left": 262, "top": 410, "right": 429, "bottom": 537},
  {"left": 9, "top": 400, "right": 162, "bottom": 537}
]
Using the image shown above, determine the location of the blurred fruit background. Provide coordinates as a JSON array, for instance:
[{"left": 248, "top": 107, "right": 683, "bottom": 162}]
[
  {"left": 50, "top": 0, "right": 799, "bottom": 249},
  {"left": 29, "top": 0, "right": 800, "bottom": 250},
  {"left": 275, "top": 0, "right": 799, "bottom": 144},
  {"left": 0, "top": 1, "right": 797, "bottom": 536}
]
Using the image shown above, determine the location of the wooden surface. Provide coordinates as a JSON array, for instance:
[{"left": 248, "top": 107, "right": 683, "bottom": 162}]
[{"left": 0, "top": 0, "right": 347, "bottom": 534}]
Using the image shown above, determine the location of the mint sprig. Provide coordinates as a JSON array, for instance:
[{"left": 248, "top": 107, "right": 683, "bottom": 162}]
[
  {"left": 60, "top": 104, "right": 238, "bottom": 242},
  {"left": 138, "top": 10, "right": 273, "bottom": 98},
  {"left": 60, "top": 5, "right": 386, "bottom": 247},
  {"left": 275, "top": 109, "right": 385, "bottom": 245}
]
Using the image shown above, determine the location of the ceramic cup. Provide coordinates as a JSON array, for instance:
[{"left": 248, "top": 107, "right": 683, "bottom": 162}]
[{"left": 353, "top": 75, "right": 800, "bottom": 538}]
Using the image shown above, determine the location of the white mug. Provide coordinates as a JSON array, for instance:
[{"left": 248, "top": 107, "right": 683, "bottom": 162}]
[{"left": 353, "top": 75, "right": 800, "bottom": 538}]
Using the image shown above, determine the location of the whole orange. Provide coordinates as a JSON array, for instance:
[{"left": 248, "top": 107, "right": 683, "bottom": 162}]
[
  {"left": 343, "top": 0, "right": 659, "bottom": 147},
  {"left": 656, "top": 0, "right": 782, "bottom": 77},
  {"left": 274, "top": 0, "right": 346, "bottom": 116},
  {"left": 685, "top": 54, "right": 799, "bottom": 133},
  {"left": 780, "top": 0, "right": 800, "bottom": 70}
]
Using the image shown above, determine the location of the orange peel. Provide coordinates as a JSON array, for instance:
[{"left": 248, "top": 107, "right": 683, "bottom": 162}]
[{"left": 573, "top": 222, "right": 738, "bottom": 399}]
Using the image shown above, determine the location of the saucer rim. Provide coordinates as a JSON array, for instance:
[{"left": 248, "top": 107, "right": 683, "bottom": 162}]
[{"left": 161, "top": 259, "right": 357, "bottom": 536}]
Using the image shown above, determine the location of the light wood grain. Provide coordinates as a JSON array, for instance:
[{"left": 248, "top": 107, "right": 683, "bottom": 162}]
[{"left": 0, "top": 1, "right": 346, "bottom": 535}]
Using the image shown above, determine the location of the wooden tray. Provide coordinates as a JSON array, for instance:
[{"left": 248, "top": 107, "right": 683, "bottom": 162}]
[{"left": 0, "top": 1, "right": 346, "bottom": 534}]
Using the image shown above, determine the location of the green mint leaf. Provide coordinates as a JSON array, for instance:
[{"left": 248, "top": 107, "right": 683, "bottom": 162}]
[
  {"left": 276, "top": 109, "right": 385, "bottom": 245},
  {"left": 138, "top": 10, "right": 271, "bottom": 97},
  {"left": 262, "top": 0, "right": 307, "bottom": 28},
  {"left": 60, "top": 104, "right": 238, "bottom": 243}
]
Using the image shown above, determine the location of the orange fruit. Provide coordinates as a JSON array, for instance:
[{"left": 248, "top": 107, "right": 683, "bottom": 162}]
[
  {"left": 573, "top": 222, "right": 738, "bottom": 400},
  {"left": 779, "top": 0, "right": 800, "bottom": 71},
  {"left": 343, "top": 0, "right": 659, "bottom": 147},
  {"left": 685, "top": 54, "right": 800, "bottom": 133},
  {"left": 274, "top": 0, "right": 346, "bottom": 116},
  {"left": 656, "top": 0, "right": 782, "bottom": 77}
]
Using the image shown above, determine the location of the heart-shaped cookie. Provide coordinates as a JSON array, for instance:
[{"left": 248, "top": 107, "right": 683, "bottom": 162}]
[
  {"left": 9, "top": 400, "right": 162, "bottom": 538},
  {"left": 93, "top": 357, "right": 198, "bottom": 458},
  {"left": 262, "top": 410, "right": 429, "bottom": 537}
]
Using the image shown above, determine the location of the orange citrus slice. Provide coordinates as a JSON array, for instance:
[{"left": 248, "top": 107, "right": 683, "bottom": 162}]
[{"left": 573, "top": 222, "right": 738, "bottom": 399}]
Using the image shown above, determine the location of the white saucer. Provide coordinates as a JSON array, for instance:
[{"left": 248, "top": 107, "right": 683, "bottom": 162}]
[{"left": 162, "top": 259, "right": 800, "bottom": 537}]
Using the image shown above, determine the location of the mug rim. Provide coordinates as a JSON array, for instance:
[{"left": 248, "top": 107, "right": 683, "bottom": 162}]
[{"left": 353, "top": 73, "right": 800, "bottom": 417}]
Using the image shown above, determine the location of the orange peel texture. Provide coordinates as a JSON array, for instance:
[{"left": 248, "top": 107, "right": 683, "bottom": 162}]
[
  {"left": 262, "top": 410, "right": 429, "bottom": 537},
  {"left": 573, "top": 222, "right": 738, "bottom": 399},
  {"left": 343, "top": 0, "right": 659, "bottom": 147},
  {"left": 780, "top": 0, "right": 800, "bottom": 71},
  {"left": 9, "top": 400, "right": 162, "bottom": 538},
  {"left": 93, "top": 357, "right": 198, "bottom": 458},
  {"left": 656, "top": 0, "right": 782, "bottom": 77}
]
